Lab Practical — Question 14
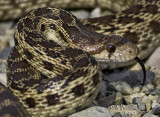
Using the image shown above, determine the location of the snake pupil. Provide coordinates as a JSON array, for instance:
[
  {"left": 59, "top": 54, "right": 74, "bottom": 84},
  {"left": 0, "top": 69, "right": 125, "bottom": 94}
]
[{"left": 107, "top": 45, "right": 116, "bottom": 53}]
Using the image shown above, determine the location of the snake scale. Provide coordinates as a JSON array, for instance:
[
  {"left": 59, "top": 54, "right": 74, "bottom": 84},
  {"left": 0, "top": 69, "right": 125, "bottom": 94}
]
[{"left": 0, "top": 0, "right": 160, "bottom": 117}]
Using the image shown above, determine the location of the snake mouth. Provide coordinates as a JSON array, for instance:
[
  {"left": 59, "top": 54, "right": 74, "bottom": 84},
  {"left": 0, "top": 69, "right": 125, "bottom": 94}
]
[{"left": 134, "top": 57, "right": 146, "bottom": 89}]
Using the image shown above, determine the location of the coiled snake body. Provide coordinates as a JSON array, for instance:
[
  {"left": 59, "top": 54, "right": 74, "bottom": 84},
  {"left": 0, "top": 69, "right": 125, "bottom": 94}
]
[{"left": 0, "top": 0, "right": 160, "bottom": 117}]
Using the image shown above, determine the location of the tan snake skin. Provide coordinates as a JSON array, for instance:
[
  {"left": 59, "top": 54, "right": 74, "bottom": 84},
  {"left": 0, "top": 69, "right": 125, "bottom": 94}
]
[
  {"left": 0, "top": 0, "right": 160, "bottom": 117},
  {"left": 0, "top": 0, "right": 139, "bottom": 20}
]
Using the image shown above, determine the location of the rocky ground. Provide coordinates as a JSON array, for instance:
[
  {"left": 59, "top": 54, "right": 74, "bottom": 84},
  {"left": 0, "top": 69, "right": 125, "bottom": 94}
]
[{"left": 0, "top": 8, "right": 160, "bottom": 117}]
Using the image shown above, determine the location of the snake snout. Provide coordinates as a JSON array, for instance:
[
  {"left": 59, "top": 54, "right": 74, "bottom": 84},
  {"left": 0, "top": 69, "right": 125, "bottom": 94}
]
[
  {"left": 108, "top": 36, "right": 140, "bottom": 62},
  {"left": 125, "top": 41, "right": 140, "bottom": 60}
]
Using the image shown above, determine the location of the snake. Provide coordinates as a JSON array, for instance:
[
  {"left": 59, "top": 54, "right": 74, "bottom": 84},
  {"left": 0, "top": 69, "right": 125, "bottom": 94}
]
[{"left": 0, "top": 0, "right": 160, "bottom": 117}]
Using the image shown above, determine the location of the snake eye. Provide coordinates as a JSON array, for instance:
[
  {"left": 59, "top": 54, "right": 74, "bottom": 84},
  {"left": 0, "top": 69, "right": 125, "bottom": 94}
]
[{"left": 107, "top": 44, "right": 116, "bottom": 53}]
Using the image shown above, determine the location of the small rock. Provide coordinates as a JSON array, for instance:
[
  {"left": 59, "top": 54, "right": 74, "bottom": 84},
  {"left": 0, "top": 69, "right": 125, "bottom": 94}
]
[
  {"left": 9, "top": 39, "right": 15, "bottom": 47},
  {"left": 96, "top": 92, "right": 117, "bottom": 107},
  {"left": 153, "top": 74, "right": 160, "bottom": 89},
  {"left": 115, "top": 92, "right": 124, "bottom": 105},
  {"left": 0, "top": 47, "right": 12, "bottom": 59},
  {"left": 90, "top": 8, "right": 101, "bottom": 18},
  {"left": 96, "top": 92, "right": 123, "bottom": 107},
  {"left": 145, "top": 101, "right": 152, "bottom": 112},
  {"left": 110, "top": 81, "right": 133, "bottom": 95},
  {"left": 146, "top": 47, "right": 160, "bottom": 69},
  {"left": 0, "top": 60, "right": 7, "bottom": 73},
  {"left": 151, "top": 98, "right": 160, "bottom": 109},
  {"left": 142, "top": 95, "right": 158, "bottom": 112},
  {"left": 0, "top": 21, "right": 15, "bottom": 45},
  {"left": 0, "top": 73, "right": 7, "bottom": 86},
  {"left": 151, "top": 106, "right": 160, "bottom": 115},
  {"left": 113, "top": 112, "right": 122, "bottom": 117},
  {"left": 132, "top": 97, "right": 146, "bottom": 111},
  {"left": 0, "top": 21, "right": 14, "bottom": 35},
  {"left": 103, "top": 70, "right": 153, "bottom": 89},
  {"left": 151, "top": 89, "right": 160, "bottom": 96},
  {"left": 69, "top": 106, "right": 111, "bottom": 117},
  {"left": 71, "top": 10, "right": 89, "bottom": 19},
  {"left": 142, "top": 113, "right": 158, "bottom": 117},
  {"left": 0, "top": 40, "right": 8, "bottom": 51},
  {"left": 123, "top": 93, "right": 145, "bottom": 104},
  {"left": 98, "top": 81, "right": 108, "bottom": 98}
]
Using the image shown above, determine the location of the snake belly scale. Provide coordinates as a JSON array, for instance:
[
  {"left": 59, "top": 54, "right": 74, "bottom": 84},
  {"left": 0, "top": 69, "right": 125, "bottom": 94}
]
[{"left": 0, "top": 0, "right": 160, "bottom": 117}]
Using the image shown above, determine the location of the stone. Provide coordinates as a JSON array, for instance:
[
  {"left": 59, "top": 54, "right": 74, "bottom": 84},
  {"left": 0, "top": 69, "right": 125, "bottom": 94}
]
[
  {"left": 0, "top": 40, "right": 8, "bottom": 51},
  {"left": 103, "top": 70, "right": 154, "bottom": 90},
  {"left": 112, "top": 112, "right": 122, "bottom": 117},
  {"left": 153, "top": 73, "right": 160, "bottom": 89},
  {"left": 110, "top": 81, "right": 133, "bottom": 95},
  {"left": 146, "top": 47, "right": 160, "bottom": 69},
  {"left": 142, "top": 113, "right": 158, "bottom": 117},
  {"left": 90, "top": 8, "right": 101, "bottom": 18},
  {"left": 132, "top": 97, "right": 146, "bottom": 111},
  {"left": 0, "top": 73, "right": 7, "bottom": 86},
  {"left": 123, "top": 93, "right": 145, "bottom": 104},
  {"left": 69, "top": 106, "right": 111, "bottom": 117},
  {"left": 0, "top": 60, "right": 7, "bottom": 74},
  {"left": 145, "top": 101, "right": 152, "bottom": 112},
  {"left": 0, "top": 21, "right": 15, "bottom": 47},
  {"left": 98, "top": 81, "right": 108, "bottom": 98},
  {"left": 115, "top": 92, "right": 124, "bottom": 105},
  {"left": 96, "top": 92, "right": 123, "bottom": 107},
  {"left": 151, "top": 89, "right": 160, "bottom": 96},
  {"left": 0, "top": 47, "right": 12, "bottom": 59},
  {"left": 142, "top": 95, "right": 158, "bottom": 112},
  {"left": 96, "top": 92, "right": 117, "bottom": 107},
  {"left": 151, "top": 98, "right": 160, "bottom": 109},
  {"left": 0, "top": 21, "right": 14, "bottom": 35},
  {"left": 71, "top": 10, "right": 89, "bottom": 19},
  {"left": 151, "top": 106, "right": 160, "bottom": 115}
]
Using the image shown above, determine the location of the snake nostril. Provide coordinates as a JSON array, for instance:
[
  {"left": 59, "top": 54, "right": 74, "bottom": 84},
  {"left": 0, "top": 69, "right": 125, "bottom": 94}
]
[
  {"left": 129, "top": 50, "right": 132, "bottom": 53},
  {"left": 107, "top": 44, "right": 116, "bottom": 53}
]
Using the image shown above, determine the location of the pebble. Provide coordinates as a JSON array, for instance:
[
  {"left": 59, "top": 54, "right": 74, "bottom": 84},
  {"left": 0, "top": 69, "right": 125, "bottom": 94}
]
[
  {"left": 151, "top": 98, "right": 160, "bottom": 109},
  {"left": 96, "top": 92, "right": 124, "bottom": 107},
  {"left": 152, "top": 106, "right": 160, "bottom": 115},
  {"left": 98, "top": 81, "right": 108, "bottom": 98},
  {"left": 0, "top": 21, "right": 15, "bottom": 43},
  {"left": 0, "top": 73, "right": 7, "bottom": 86},
  {"left": 0, "top": 47, "right": 12, "bottom": 59},
  {"left": 96, "top": 92, "right": 117, "bottom": 107},
  {"left": 142, "top": 113, "right": 159, "bottom": 117},
  {"left": 142, "top": 95, "right": 158, "bottom": 112},
  {"left": 146, "top": 47, "right": 160, "bottom": 69},
  {"left": 71, "top": 10, "right": 90, "bottom": 19},
  {"left": 132, "top": 97, "right": 146, "bottom": 111},
  {"left": 69, "top": 106, "right": 111, "bottom": 117},
  {"left": 112, "top": 112, "right": 122, "bottom": 117},
  {"left": 103, "top": 70, "right": 148, "bottom": 89},
  {"left": 110, "top": 81, "right": 133, "bottom": 95},
  {"left": 0, "top": 40, "right": 8, "bottom": 51},
  {"left": 0, "top": 59, "right": 7, "bottom": 73},
  {"left": 90, "top": 8, "right": 101, "bottom": 18}
]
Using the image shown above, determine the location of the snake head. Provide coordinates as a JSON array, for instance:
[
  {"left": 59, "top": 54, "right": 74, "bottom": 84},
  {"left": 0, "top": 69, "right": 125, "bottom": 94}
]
[{"left": 94, "top": 35, "right": 140, "bottom": 62}]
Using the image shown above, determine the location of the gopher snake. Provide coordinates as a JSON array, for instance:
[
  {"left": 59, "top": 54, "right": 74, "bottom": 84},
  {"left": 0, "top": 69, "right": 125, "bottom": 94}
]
[{"left": 0, "top": 0, "right": 160, "bottom": 117}]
